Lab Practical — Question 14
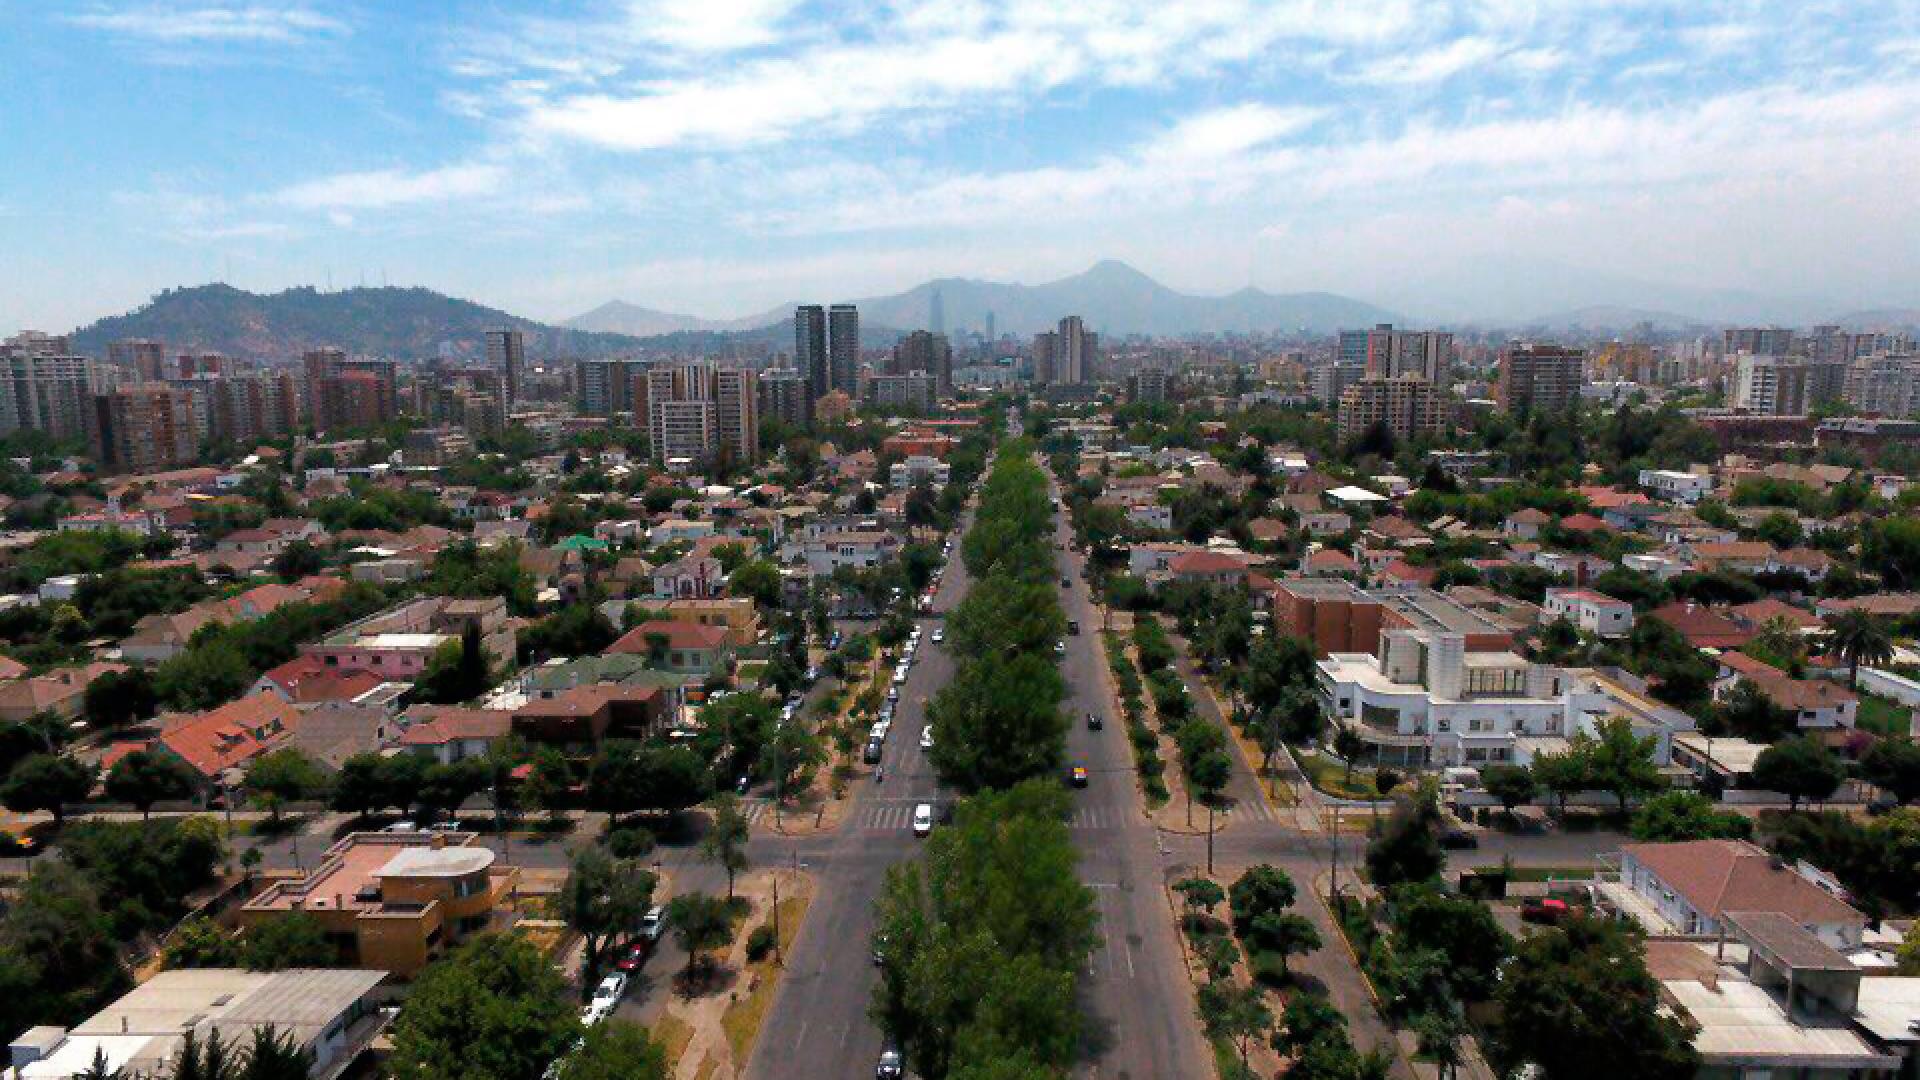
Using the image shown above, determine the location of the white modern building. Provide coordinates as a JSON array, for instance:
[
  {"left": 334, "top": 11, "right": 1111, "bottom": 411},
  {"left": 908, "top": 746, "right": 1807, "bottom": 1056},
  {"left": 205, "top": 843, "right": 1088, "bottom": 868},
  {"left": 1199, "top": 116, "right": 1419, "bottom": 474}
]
[
  {"left": 1542, "top": 588, "right": 1636, "bottom": 638},
  {"left": 1638, "top": 468, "right": 1714, "bottom": 503}
]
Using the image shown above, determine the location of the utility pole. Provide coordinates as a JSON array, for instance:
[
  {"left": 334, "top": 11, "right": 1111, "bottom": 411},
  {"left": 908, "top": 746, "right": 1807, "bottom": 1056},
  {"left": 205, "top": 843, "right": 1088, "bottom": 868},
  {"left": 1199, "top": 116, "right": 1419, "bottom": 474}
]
[{"left": 1206, "top": 801, "right": 1215, "bottom": 876}]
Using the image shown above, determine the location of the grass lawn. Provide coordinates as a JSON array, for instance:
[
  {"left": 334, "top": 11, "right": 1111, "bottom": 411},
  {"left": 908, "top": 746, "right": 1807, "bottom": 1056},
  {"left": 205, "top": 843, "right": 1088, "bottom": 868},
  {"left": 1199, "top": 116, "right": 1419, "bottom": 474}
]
[
  {"left": 1856, "top": 691, "right": 1915, "bottom": 738},
  {"left": 1295, "top": 751, "right": 1384, "bottom": 801},
  {"left": 1498, "top": 864, "right": 1601, "bottom": 883}
]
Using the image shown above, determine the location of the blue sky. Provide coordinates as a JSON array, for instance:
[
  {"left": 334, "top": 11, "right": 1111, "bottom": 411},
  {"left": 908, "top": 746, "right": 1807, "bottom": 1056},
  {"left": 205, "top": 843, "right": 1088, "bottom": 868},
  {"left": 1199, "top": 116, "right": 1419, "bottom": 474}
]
[{"left": 5, "top": 0, "right": 1920, "bottom": 332}]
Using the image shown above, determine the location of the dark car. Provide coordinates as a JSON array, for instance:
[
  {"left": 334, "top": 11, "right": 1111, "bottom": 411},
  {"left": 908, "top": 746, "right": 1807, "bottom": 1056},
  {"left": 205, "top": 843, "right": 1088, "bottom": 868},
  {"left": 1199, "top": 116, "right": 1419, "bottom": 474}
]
[
  {"left": 1086, "top": 712, "right": 1103, "bottom": 730},
  {"left": 1060, "top": 576, "right": 1071, "bottom": 588},
  {"left": 1069, "top": 765, "right": 1089, "bottom": 788},
  {"left": 1440, "top": 828, "right": 1479, "bottom": 850}
]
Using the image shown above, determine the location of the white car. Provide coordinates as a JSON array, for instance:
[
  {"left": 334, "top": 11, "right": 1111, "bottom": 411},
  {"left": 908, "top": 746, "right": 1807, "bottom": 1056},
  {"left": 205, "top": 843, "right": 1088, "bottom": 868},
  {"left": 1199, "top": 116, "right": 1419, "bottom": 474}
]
[
  {"left": 590, "top": 973, "right": 628, "bottom": 1010},
  {"left": 931, "top": 628, "right": 944, "bottom": 643},
  {"left": 638, "top": 905, "right": 666, "bottom": 943},
  {"left": 920, "top": 726, "right": 934, "bottom": 750},
  {"left": 912, "top": 803, "right": 934, "bottom": 837},
  {"left": 579, "top": 1003, "right": 612, "bottom": 1028}
]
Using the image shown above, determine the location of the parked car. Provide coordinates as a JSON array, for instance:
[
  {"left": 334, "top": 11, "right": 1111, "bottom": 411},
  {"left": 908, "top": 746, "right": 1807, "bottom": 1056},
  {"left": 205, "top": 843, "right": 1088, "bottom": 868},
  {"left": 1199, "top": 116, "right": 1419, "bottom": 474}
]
[
  {"left": 1440, "top": 828, "right": 1479, "bottom": 850},
  {"left": 613, "top": 941, "right": 650, "bottom": 973},
  {"left": 590, "top": 973, "right": 628, "bottom": 1010},
  {"left": 931, "top": 628, "right": 945, "bottom": 643},
  {"left": 876, "top": 1046, "right": 904, "bottom": 1079},
  {"left": 579, "top": 1003, "right": 612, "bottom": 1028},
  {"left": 912, "top": 803, "right": 934, "bottom": 836},
  {"left": 1054, "top": 640, "right": 1066, "bottom": 655},
  {"left": 1061, "top": 576, "right": 1071, "bottom": 588},
  {"left": 1521, "top": 898, "right": 1572, "bottom": 925},
  {"left": 1069, "top": 765, "right": 1089, "bottom": 788},
  {"left": 1067, "top": 619, "right": 1080, "bottom": 635},
  {"left": 920, "top": 726, "right": 934, "bottom": 750},
  {"left": 639, "top": 905, "right": 666, "bottom": 943},
  {"left": 383, "top": 820, "right": 419, "bottom": 833},
  {"left": 1086, "top": 712, "right": 1103, "bottom": 730}
]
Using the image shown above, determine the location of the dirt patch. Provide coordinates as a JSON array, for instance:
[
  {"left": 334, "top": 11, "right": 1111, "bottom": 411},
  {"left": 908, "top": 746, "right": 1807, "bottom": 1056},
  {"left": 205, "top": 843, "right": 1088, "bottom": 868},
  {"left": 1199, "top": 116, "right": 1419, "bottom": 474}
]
[{"left": 655, "top": 869, "right": 816, "bottom": 1080}]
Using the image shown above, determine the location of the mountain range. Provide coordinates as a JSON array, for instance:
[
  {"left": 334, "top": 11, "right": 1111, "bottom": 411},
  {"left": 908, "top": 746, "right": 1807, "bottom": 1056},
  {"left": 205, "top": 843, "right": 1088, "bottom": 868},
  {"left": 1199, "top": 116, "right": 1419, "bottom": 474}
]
[
  {"left": 564, "top": 260, "right": 1404, "bottom": 339},
  {"left": 69, "top": 283, "right": 647, "bottom": 361}
]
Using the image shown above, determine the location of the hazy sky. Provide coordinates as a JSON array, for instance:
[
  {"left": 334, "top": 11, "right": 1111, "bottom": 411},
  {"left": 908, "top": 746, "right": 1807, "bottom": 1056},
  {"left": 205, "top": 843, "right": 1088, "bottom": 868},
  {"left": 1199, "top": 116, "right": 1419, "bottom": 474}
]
[{"left": 5, "top": 0, "right": 1920, "bottom": 332}]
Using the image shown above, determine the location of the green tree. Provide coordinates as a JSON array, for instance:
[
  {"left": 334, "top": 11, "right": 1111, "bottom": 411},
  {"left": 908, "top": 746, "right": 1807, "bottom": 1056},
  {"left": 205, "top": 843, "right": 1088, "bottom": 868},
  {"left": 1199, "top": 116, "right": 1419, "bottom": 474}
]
[
  {"left": 1490, "top": 916, "right": 1698, "bottom": 1080},
  {"left": 0, "top": 862, "right": 128, "bottom": 1056},
  {"left": 1752, "top": 736, "right": 1846, "bottom": 809},
  {"left": 162, "top": 916, "right": 243, "bottom": 969},
  {"left": 728, "top": 559, "right": 783, "bottom": 609},
  {"left": 1480, "top": 764, "right": 1537, "bottom": 815},
  {"left": 1629, "top": 791, "right": 1754, "bottom": 842},
  {"left": 1243, "top": 911, "right": 1322, "bottom": 979},
  {"left": 1, "top": 753, "right": 95, "bottom": 824},
  {"left": 525, "top": 747, "right": 575, "bottom": 822},
  {"left": 1197, "top": 979, "right": 1273, "bottom": 1072},
  {"left": 1172, "top": 877, "right": 1227, "bottom": 930},
  {"left": 555, "top": 1021, "right": 671, "bottom": 1080},
  {"left": 1389, "top": 886, "right": 1512, "bottom": 1000},
  {"left": 241, "top": 912, "right": 334, "bottom": 970},
  {"left": 82, "top": 668, "right": 158, "bottom": 730},
  {"left": 558, "top": 847, "right": 656, "bottom": 987},
  {"left": 103, "top": 750, "right": 196, "bottom": 820},
  {"left": 1530, "top": 744, "right": 1593, "bottom": 816},
  {"left": 413, "top": 626, "right": 493, "bottom": 705},
  {"left": 1583, "top": 716, "right": 1665, "bottom": 815},
  {"left": 701, "top": 794, "right": 751, "bottom": 901},
  {"left": 387, "top": 933, "right": 576, "bottom": 1080},
  {"left": 1862, "top": 739, "right": 1920, "bottom": 805},
  {"left": 1364, "top": 782, "right": 1445, "bottom": 888},
  {"left": 328, "top": 753, "right": 389, "bottom": 819},
  {"left": 1273, "top": 993, "right": 1347, "bottom": 1057},
  {"left": 170, "top": 1028, "right": 241, "bottom": 1080},
  {"left": 517, "top": 604, "right": 617, "bottom": 664},
  {"left": 74, "top": 1046, "right": 123, "bottom": 1080},
  {"left": 1827, "top": 609, "right": 1895, "bottom": 688},
  {"left": 419, "top": 759, "right": 489, "bottom": 821},
  {"left": 243, "top": 748, "right": 324, "bottom": 823},
  {"left": 1227, "top": 865, "right": 1297, "bottom": 932},
  {"left": 666, "top": 892, "right": 734, "bottom": 979},
  {"left": 238, "top": 1026, "right": 310, "bottom": 1080}
]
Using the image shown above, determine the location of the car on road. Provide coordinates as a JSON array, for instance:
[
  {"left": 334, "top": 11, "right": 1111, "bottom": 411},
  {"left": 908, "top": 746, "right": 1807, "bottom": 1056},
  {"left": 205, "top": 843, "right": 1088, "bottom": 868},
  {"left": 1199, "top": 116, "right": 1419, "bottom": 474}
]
[
  {"left": 590, "top": 973, "right": 628, "bottom": 1010},
  {"left": 1521, "top": 898, "right": 1572, "bottom": 925},
  {"left": 912, "top": 803, "right": 934, "bottom": 836},
  {"left": 864, "top": 738, "right": 884, "bottom": 764},
  {"left": 1086, "top": 712, "right": 1102, "bottom": 730},
  {"left": 1069, "top": 765, "right": 1089, "bottom": 787},
  {"left": 876, "top": 1046, "right": 904, "bottom": 1079},
  {"left": 1054, "top": 640, "right": 1067, "bottom": 655},
  {"left": 639, "top": 905, "right": 666, "bottom": 943},
  {"left": 579, "top": 1002, "right": 612, "bottom": 1028},
  {"left": 1061, "top": 576, "right": 1071, "bottom": 588},
  {"left": 1066, "top": 619, "right": 1079, "bottom": 635},
  {"left": 613, "top": 940, "right": 650, "bottom": 973},
  {"left": 919, "top": 726, "right": 934, "bottom": 750},
  {"left": 382, "top": 821, "right": 419, "bottom": 833},
  {"left": 1440, "top": 828, "right": 1480, "bottom": 850},
  {"left": 931, "top": 627, "right": 944, "bottom": 643}
]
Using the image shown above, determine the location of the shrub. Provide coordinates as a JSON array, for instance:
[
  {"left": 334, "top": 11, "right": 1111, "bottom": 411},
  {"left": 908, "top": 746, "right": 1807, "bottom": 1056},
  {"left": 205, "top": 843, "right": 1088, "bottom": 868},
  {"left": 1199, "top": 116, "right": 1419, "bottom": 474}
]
[
  {"left": 745, "top": 923, "right": 778, "bottom": 963},
  {"left": 607, "top": 826, "right": 655, "bottom": 859}
]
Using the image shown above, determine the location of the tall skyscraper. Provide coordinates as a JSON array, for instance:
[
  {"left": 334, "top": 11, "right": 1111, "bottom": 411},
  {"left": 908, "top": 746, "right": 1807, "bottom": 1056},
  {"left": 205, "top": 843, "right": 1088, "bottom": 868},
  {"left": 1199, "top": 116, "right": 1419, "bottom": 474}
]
[
  {"left": 1312, "top": 360, "right": 1365, "bottom": 404},
  {"left": 892, "top": 331, "right": 953, "bottom": 392},
  {"left": 108, "top": 339, "right": 167, "bottom": 382},
  {"left": 1497, "top": 343, "right": 1587, "bottom": 413},
  {"left": 929, "top": 289, "right": 945, "bottom": 335},
  {"left": 0, "top": 341, "right": 102, "bottom": 440},
  {"left": 485, "top": 329, "right": 524, "bottom": 407},
  {"left": 197, "top": 372, "right": 301, "bottom": 444},
  {"left": 1336, "top": 374, "right": 1445, "bottom": 445},
  {"left": 644, "top": 362, "right": 758, "bottom": 467},
  {"left": 1731, "top": 353, "right": 1813, "bottom": 416},
  {"left": 1341, "top": 324, "right": 1452, "bottom": 381},
  {"left": 1724, "top": 327, "right": 1796, "bottom": 358},
  {"left": 758, "top": 368, "right": 811, "bottom": 429},
  {"left": 1042, "top": 315, "right": 1096, "bottom": 384},
  {"left": 828, "top": 304, "right": 860, "bottom": 396},
  {"left": 575, "top": 358, "right": 651, "bottom": 417},
  {"left": 795, "top": 304, "right": 828, "bottom": 402},
  {"left": 87, "top": 384, "right": 205, "bottom": 471}
]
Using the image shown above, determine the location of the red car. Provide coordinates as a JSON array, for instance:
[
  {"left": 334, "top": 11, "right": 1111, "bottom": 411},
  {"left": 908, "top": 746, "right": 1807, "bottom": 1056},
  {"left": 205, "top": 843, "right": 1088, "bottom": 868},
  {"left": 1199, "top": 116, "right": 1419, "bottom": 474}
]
[
  {"left": 1521, "top": 898, "right": 1571, "bottom": 925},
  {"left": 613, "top": 941, "right": 650, "bottom": 973}
]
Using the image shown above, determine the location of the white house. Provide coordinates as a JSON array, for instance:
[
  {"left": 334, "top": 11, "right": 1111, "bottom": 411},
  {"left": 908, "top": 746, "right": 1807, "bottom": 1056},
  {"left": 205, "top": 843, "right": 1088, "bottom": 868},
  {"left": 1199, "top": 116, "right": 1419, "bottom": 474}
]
[
  {"left": 1607, "top": 839, "right": 1866, "bottom": 947},
  {"left": 1542, "top": 588, "right": 1635, "bottom": 638},
  {"left": 1638, "top": 468, "right": 1714, "bottom": 503}
]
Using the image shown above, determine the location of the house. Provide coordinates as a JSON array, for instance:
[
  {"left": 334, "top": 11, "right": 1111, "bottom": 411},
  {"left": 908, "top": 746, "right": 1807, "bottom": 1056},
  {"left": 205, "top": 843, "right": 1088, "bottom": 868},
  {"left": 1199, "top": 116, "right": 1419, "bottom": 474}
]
[
  {"left": 120, "top": 583, "right": 312, "bottom": 666},
  {"left": 650, "top": 555, "right": 725, "bottom": 599},
  {"left": 1715, "top": 652, "right": 1860, "bottom": 731},
  {"left": 250, "top": 655, "right": 391, "bottom": 705},
  {"left": 1532, "top": 550, "right": 1611, "bottom": 584},
  {"left": 396, "top": 705, "right": 512, "bottom": 764},
  {"left": 1684, "top": 540, "right": 1777, "bottom": 575},
  {"left": 240, "top": 831, "right": 517, "bottom": 977},
  {"left": 1542, "top": 588, "right": 1635, "bottom": 638},
  {"left": 303, "top": 597, "right": 515, "bottom": 681},
  {"left": 659, "top": 597, "right": 762, "bottom": 646},
  {"left": 1772, "top": 546, "right": 1835, "bottom": 582},
  {"left": 1503, "top": 508, "right": 1550, "bottom": 539},
  {"left": 0, "top": 662, "right": 127, "bottom": 724},
  {"left": 1649, "top": 601, "right": 1754, "bottom": 649},
  {"left": 1296, "top": 510, "right": 1352, "bottom": 536},
  {"left": 792, "top": 530, "right": 901, "bottom": 576},
  {"left": 1637, "top": 468, "right": 1714, "bottom": 503},
  {"left": 1166, "top": 550, "right": 1251, "bottom": 587},
  {"left": 1127, "top": 542, "right": 1205, "bottom": 577},
  {"left": 5, "top": 968, "right": 389, "bottom": 1080},
  {"left": 1729, "top": 597, "right": 1824, "bottom": 634},
  {"left": 1375, "top": 560, "right": 1436, "bottom": 588},
  {"left": 511, "top": 684, "right": 668, "bottom": 746},
  {"left": 155, "top": 692, "right": 304, "bottom": 785},
  {"left": 1603, "top": 839, "right": 1867, "bottom": 946},
  {"left": 609, "top": 619, "right": 733, "bottom": 675},
  {"left": 1301, "top": 547, "right": 1360, "bottom": 578}
]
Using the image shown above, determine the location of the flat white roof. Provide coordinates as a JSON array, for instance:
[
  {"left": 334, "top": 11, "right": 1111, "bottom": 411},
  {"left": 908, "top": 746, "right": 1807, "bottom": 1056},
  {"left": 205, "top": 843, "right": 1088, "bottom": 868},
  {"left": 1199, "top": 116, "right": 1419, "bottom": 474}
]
[
  {"left": 1665, "top": 976, "right": 1894, "bottom": 1068},
  {"left": 379, "top": 845, "right": 495, "bottom": 878},
  {"left": 1325, "top": 485, "right": 1388, "bottom": 504},
  {"left": 357, "top": 633, "right": 451, "bottom": 649}
]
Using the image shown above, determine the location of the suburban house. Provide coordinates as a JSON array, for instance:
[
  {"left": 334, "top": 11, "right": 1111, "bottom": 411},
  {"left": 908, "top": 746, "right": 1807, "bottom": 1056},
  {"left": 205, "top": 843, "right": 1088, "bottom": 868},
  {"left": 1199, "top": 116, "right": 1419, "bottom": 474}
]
[
  {"left": 154, "top": 692, "right": 305, "bottom": 786},
  {"left": 1649, "top": 602, "right": 1755, "bottom": 649},
  {"left": 609, "top": 619, "right": 733, "bottom": 675},
  {"left": 396, "top": 706, "right": 512, "bottom": 764},
  {"left": 0, "top": 662, "right": 126, "bottom": 724},
  {"left": 1542, "top": 588, "right": 1635, "bottom": 638},
  {"left": 302, "top": 597, "right": 515, "bottom": 681},
  {"left": 1602, "top": 839, "right": 1867, "bottom": 947},
  {"left": 239, "top": 831, "right": 517, "bottom": 978},
  {"left": 649, "top": 555, "right": 725, "bottom": 600}
]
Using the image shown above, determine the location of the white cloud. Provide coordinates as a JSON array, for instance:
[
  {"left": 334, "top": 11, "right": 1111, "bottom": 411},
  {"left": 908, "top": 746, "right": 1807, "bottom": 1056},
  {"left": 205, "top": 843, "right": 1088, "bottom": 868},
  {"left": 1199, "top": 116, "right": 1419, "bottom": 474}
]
[
  {"left": 627, "top": 0, "right": 800, "bottom": 54},
  {"left": 1148, "top": 104, "right": 1325, "bottom": 160},
  {"left": 67, "top": 3, "right": 348, "bottom": 44},
  {"left": 1353, "top": 35, "right": 1503, "bottom": 85},
  {"left": 274, "top": 163, "right": 507, "bottom": 211}
]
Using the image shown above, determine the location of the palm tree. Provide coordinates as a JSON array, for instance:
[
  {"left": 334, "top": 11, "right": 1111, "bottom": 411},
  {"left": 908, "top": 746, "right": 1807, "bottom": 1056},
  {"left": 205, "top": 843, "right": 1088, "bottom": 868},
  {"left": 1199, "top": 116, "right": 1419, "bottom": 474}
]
[
  {"left": 1828, "top": 609, "right": 1894, "bottom": 688},
  {"left": 1752, "top": 615, "right": 1806, "bottom": 667}
]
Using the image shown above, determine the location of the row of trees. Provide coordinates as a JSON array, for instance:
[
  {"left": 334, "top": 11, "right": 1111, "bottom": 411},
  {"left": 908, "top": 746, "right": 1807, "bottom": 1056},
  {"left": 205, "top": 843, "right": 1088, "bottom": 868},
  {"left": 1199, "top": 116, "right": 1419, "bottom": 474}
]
[
  {"left": 871, "top": 781, "right": 1098, "bottom": 1079},
  {"left": 929, "top": 442, "right": 1070, "bottom": 790}
]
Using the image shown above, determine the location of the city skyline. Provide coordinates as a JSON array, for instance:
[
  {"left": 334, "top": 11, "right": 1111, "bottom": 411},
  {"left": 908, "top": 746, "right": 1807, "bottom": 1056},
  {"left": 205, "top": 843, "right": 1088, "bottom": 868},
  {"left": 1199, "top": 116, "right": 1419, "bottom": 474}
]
[{"left": 6, "top": 1, "right": 1920, "bottom": 333}]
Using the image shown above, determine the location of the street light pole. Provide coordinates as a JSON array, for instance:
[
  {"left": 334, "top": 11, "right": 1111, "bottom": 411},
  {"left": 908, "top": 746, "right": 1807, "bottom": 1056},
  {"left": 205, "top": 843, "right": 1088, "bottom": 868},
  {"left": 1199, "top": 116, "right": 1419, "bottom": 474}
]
[{"left": 1206, "top": 802, "right": 1215, "bottom": 876}]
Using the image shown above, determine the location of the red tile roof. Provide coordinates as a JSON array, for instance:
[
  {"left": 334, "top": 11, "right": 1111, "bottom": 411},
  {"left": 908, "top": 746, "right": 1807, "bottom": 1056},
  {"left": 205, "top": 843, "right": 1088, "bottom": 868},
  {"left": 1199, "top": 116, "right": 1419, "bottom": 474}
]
[
  {"left": 158, "top": 692, "right": 302, "bottom": 780},
  {"left": 1622, "top": 839, "right": 1863, "bottom": 926},
  {"left": 1650, "top": 602, "right": 1754, "bottom": 649},
  {"left": 399, "top": 706, "right": 513, "bottom": 746},
  {"left": 610, "top": 619, "right": 730, "bottom": 653},
  {"left": 256, "top": 656, "right": 387, "bottom": 704}
]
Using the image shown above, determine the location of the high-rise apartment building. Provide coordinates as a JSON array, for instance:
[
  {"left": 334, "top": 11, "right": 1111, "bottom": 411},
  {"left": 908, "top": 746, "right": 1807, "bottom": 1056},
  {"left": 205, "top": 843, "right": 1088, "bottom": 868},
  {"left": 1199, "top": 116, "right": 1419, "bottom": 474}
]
[
  {"left": 1128, "top": 370, "right": 1171, "bottom": 403},
  {"left": 1336, "top": 374, "right": 1445, "bottom": 445},
  {"left": 575, "top": 358, "right": 651, "bottom": 417},
  {"left": 1497, "top": 343, "right": 1587, "bottom": 413},
  {"left": 197, "top": 373, "right": 301, "bottom": 444},
  {"left": 87, "top": 383, "right": 205, "bottom": 471},
  {"left": 109, "top": 339, "right": 167, "bottom": 382},
  {"left": 866, "top": 372, "right": 938, "bottom": 413},
  {"left": 644, "top": 362, "right": 758, "bottom": 467},
  {"left": 1339, "top": 324, "right": 1453, "bottom": 382},
  {"left": 1730, "top": 353, "right": 1813, "bottom": 416},
  {"left": 1057, "top": 316, "right": 1095, "bottom": 384},
  {"left": 828, "top": 304, "right": 860, "bottom": 396},
  {"left": 1312, "top": 360, "right": 1366, "bottom": 404},
  {"left": 0, "top": 343, "right": 103, "bottom": 440},
  {"left": 1723, "top": 327, "right": 1796, "bottom": 358},
  {"left": 485, "top": 329, "right": 524, "bottom": 408},
  {"left": 892, "top": 330, "right": 953, "bottom": 391},
  {"left": 303, "top": 348, "right": 398, "bottom": 432},
  {"left": 758, "top": 367, "right": 811, "bottom": 429},
  {"left": 795, "top": 304, "right": 828, "bottom": 402},
  {"left": 1845, "top": 353, "right": 1920, "bottom": 419}
]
